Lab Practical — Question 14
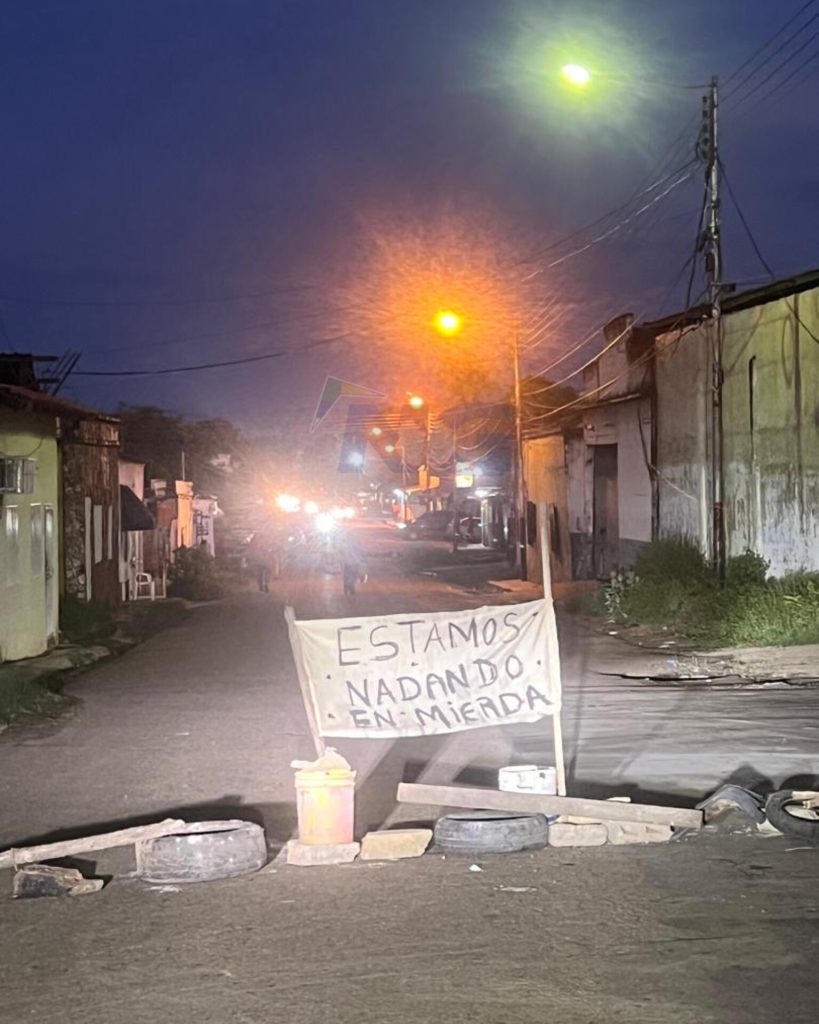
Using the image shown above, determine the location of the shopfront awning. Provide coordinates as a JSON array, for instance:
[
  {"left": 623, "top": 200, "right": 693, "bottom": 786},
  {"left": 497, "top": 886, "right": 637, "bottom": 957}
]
[{"left": 120, "top": 485, "right": 155, "bottom": 531}]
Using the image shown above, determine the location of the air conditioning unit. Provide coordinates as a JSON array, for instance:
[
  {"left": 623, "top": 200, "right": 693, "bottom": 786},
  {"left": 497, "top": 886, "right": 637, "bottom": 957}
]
[{"left": 0, "top": 458, "right": 36, "bottom": 495}]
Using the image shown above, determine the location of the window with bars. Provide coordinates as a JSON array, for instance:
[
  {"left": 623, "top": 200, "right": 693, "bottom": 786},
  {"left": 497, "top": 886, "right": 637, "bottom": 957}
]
[{"left": 0, "top": 458, "right": 37, "bottom": 494}]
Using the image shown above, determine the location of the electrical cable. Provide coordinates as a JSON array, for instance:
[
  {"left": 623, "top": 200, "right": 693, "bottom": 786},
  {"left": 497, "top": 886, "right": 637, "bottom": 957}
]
[
  {"left": 723, "top": 2, "right": 819, "bottom": 101},
  {"left": 513, "top": 160, "right": 696, "bottom": 269},
  {"left": 723, "top": 0, "right": 817, "bottom": 86},
  {"left": 72, "top": 331, "right": 349, "bottom": 377},
  {"left": 0, "top": 280, "right": 321, "bottom": 309},
  {"left": 727, "top": 26, "right": 819, "bottom": 110},
  {"left": 521, "top": 167, "right": 694, "bottom": 280},
  {"left": 738, "top": 44, "right": 819, "bottom": 111},
  {"left": 720, "top": 160, "right": 819, "bottom": 346}
]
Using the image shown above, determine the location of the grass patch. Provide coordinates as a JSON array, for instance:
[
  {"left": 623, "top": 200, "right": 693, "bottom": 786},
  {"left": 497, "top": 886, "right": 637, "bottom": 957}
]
[
  {"left": 168, "top": 547, "right": 227, "bottom": 601},
  {"left": 601, "top": 541, "right": 819, "bottom": 649},
  {"left": 60, "top": 596, "right": 115, "bottom": 644},
  {"left": 0, "top": 671, "right": 63, "bottom": 724}
]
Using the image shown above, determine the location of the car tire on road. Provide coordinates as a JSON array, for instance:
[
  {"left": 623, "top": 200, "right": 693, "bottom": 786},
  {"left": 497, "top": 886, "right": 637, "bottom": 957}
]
[
  {"left": 136, "top": 820, "right": 268, "bottom": 883},
  {"left": 764, "top": 789, "right": 819, "bottom": 839},
  {"left": 433, "top": 811, "right": 549, "bottom": 854}
]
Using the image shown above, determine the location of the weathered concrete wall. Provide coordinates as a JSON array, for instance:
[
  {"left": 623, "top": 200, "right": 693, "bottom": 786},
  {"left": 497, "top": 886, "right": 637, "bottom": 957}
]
[
  {"left": 655, "top": 286, "right": 819, "bottom": 575},
  {"left": 522, "top": 435, "right": 572, "bottom": 583},
  {"left": 655, "top": 321, "right": 711, "bottom": 554},
  {"left": 565, "top": 398, "right": 653, "bottom": 576},
  {"left": 0, "top": 409, "right": 59, "bottom": 661}
]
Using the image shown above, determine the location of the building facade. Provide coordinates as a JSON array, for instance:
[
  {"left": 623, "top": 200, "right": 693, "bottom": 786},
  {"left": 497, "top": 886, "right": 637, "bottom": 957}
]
[
  {"left": 0, "top": 389, "right": 60, "bottom": 661},
  {"left": 652, "top": 270, "right": 819, "bottom": 575}
]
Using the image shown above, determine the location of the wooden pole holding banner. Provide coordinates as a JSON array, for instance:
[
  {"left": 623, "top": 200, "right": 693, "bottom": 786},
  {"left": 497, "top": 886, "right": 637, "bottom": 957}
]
[
  {"left": 284, "top": 605, "right": 326, "bottom": 758},
  {"left": 538, "top": 501, "right": 567, "bottom": 796}
]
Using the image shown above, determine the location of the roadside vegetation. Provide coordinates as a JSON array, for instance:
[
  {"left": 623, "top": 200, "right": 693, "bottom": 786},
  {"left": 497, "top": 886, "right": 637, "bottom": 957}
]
[
  {"left": 600, "top": 539, "right": 819, "bottom": 648},
  {"left": 167, "top": 547, "right": 228, "bottom": 602}
]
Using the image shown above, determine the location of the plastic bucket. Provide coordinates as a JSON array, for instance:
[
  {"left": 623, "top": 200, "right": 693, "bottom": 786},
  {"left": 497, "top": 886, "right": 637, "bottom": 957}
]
[{"left": 294, "top": 766, "right": 356, "bottom": 845}]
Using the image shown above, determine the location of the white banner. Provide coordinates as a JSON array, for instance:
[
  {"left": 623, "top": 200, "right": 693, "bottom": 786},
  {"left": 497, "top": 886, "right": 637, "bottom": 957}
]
[{"left": 289, "top": 599, "right": 559, "bottom": 739}]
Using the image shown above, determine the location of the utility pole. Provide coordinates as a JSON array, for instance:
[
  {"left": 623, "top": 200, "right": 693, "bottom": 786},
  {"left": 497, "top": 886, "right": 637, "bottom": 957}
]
[
  {"left": 512, "top": 324, "right": 527, "bottom": 580},
  {"left": 702, "top": 75, "right": 725, "bottom": 580}
]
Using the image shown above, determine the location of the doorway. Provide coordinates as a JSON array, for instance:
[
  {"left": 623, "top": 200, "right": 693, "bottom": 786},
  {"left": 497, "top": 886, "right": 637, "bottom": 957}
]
[
  {"left": 44, "top": 505, "right": 57, "bottom": 644},
  {"left": 592, "top": 445, "right": 619, "bottom": 579}
]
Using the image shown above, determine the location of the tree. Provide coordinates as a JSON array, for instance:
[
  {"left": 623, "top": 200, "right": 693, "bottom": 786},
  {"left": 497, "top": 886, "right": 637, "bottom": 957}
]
[{"left": 117, "top": 405, "right": 243, "bottom": 487}]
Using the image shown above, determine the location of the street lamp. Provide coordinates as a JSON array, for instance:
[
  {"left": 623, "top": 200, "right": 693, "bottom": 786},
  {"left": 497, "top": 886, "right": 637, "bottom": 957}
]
[
  {"left": 434, "top": 309, "right": 462, "bottom": 337},
  {"left": 408, "top": 394, "right": 425, "bottom": 410},
  {"left": 561, "top": 63, "right": 591, "bottom": 88},
  {"left": 370, "top": 426, "right": 383, "bottom": 437},
  {"left": 384, "top": 443, "right": 396, "bottom": 454}
]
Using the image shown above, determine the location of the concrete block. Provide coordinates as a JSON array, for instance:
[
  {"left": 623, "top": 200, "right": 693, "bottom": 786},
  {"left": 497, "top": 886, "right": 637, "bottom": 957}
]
[
  {"left": 285, "top": 840, "right": 359, "bottom": 867},
  {"left": 359, "top": 829, "right": 432, "bottom": 861},
  {"left": 547, "top": 823, "right": 607, "bottom": 847},
  {"left": 13, "top": 864, "right": 103, "bottom": 899},
  {"left": 605, "top": 822, "right": 672, "bottom": 845}
]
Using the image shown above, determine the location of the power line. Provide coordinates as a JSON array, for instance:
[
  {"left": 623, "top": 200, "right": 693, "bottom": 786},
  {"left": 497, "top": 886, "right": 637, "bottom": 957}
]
[
  {"left": 742, "top": 44, "right": 819, "bottom": 110},
  {"left": 513, "top": 160, "right": 696, "bottom": 269},
  {"left": 72, "top": 332, "right": 349, "bottom": 377},
  {"left": 723, "top": 0, "right": 817, "bottom": 85},
  {"left": 728, "top": 26, "right": 819, "bottom": 110},
  {"left": 720, "top": 161, "right": 819, "bottom": 346},
  {"left": 521, "top": 166, "right": 695, "bottom": 280},
  {"left": 0, "top": 280, "right": 320, "bottom": 310},
  {"left": 723, "top": 1, "right": 819, "bottom": 101}
]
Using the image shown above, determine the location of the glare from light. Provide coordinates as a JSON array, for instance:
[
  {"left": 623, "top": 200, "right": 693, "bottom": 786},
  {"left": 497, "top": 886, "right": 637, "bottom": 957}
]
[
  {"left": 348, "top": 451, "right": 365, "bottom": 467},
  {"left": 341, "top": 506, "right": 355, "bottom": 519},
  {"left": 370, "top": 426, "right": 383, "bottom": 437},
  {"left": 408, "top": 394, "right": 424, "bottom": 410},
  {"left": 393, "top": 488, "right": 404, "bottom": 498},
  {"left": 276, "top": 493, "right": 301, "bottom": 512},
  {"left": 561, "top": 63, "right": 591, "bottom": 87},
  {"left": 304, "top": 500, "right": 319, "bottom": 515},
  {"left": 384, "top": 443, "right": 396, "bottom": 454},
  {"left": 475, "top": 488, "right": 490, "bottom": 499},
  {"left": 314, "top": 512, "right": 336, "bottom": 534},
  {"left": 435, "top": 309, "right": 462, "bottom": 336}
]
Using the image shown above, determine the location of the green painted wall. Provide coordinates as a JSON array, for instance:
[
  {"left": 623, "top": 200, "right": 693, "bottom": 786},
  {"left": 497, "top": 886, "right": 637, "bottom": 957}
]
[
  {"left": 0, "top": 408, "right": 59, "bottom": 662},
  {"left": 656, "top": 286, "right": 819, "bottom": 574}
]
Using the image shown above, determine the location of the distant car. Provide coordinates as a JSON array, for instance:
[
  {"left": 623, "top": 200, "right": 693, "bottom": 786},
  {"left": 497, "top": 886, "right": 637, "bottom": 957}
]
[
  {"left": 400, "top": 510, "right": 455, "bottom": 541},
  {"left": 400, "top": 511, "right": 482, "bottom": 543}
]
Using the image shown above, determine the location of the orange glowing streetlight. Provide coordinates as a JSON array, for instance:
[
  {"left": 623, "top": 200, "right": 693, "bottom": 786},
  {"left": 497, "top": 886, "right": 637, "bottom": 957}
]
[
  {"left": 408, "top": 394, "right": 425, "bottom": 410},
  {"left": 434, "top": 309, "right": 462, "bottom": 337}
]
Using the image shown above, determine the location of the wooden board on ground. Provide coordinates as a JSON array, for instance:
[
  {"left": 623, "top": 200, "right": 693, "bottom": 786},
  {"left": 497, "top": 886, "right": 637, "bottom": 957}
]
[
  {"left": 396, "top": 783, "right": 702, "bottom": 830},
  {"left": 0, "top": 818, "right": 187, "bottom": 870}
]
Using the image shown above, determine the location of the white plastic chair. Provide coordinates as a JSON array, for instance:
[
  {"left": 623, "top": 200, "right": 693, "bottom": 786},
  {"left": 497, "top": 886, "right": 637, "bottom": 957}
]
[{"left": 135, "top": 572, "right": 156, "bottom": 600}]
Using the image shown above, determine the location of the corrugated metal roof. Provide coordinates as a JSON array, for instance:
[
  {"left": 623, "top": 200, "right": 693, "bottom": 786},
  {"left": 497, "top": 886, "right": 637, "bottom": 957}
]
[
  {"left": 642, "top": 265, "right": 819, "bottom": 335},
  {"left": 0, "top": 384, "right": 118, "bottom": 422}
]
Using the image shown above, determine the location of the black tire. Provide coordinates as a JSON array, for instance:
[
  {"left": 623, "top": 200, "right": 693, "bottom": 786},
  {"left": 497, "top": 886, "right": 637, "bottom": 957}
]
[
  {"left": 433, "top": 811, "right": 549, "bottom": 855},
  {"left": 765, "top": 790, "right": 819, "bottom": 840},
  {"left": 136, "top": 820, "right": 268, "bottom": 884}
]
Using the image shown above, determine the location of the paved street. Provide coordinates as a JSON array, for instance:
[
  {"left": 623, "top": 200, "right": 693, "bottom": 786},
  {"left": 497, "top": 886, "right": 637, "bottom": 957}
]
[
  {"left": 0, "top": 522, "right": 816, "bottom": 850},
  {"left": 0, "top": 522, "right": 817, "bottom": 1023}
]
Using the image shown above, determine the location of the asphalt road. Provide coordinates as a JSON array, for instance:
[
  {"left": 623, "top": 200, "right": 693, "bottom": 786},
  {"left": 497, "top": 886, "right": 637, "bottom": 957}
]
[
  {"left": 0, "top": 521, "right": 816, "bottom": 1024},
  {"left": 0, "top": 521, "right": 816, "bottom": 850}
]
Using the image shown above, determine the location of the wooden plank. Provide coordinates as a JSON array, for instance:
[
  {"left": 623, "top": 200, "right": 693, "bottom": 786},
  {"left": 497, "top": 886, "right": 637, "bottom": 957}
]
[
  {"left": 0, "top": 818, "right": 187, "bottom": 871},
  {"left": 396, "top": 783, "right": 702, "bottom": 829},
  {"left": 538, "top": 501, "right": 567, "bottom": 796}
]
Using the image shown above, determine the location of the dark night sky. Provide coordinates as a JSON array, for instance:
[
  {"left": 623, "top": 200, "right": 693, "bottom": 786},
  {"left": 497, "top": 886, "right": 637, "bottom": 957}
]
[{"left": 2, "top": 1, "right": 818, "bottom": 432}]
